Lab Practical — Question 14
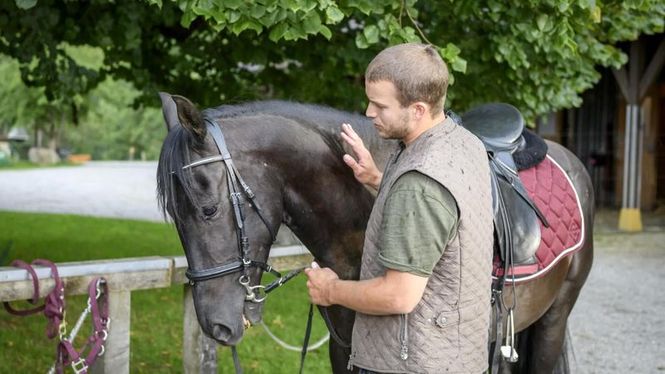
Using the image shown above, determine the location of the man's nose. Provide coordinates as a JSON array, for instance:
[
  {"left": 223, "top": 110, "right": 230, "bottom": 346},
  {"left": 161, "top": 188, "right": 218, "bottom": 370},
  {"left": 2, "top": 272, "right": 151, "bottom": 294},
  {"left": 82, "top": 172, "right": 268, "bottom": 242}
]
[{"left": 365, "top": 106, "right": 376, "bottom": 118}]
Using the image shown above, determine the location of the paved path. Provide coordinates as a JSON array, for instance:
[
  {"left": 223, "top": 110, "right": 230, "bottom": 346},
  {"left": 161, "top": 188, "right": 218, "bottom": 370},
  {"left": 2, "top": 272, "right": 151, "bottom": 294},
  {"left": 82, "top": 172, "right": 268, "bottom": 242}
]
[
  {"left": 1, "top": 162, "right": 664, "bottom": 373},
  {"left": 0, "top": 162, "right": 163, "bottom": 221}
]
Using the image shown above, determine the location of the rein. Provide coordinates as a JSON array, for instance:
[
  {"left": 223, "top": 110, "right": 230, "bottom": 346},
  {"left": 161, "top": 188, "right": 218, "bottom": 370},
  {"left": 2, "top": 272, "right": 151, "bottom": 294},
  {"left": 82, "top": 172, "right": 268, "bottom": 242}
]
[{"left": 3, "top": 259, "right": 109, "bottom": 374}]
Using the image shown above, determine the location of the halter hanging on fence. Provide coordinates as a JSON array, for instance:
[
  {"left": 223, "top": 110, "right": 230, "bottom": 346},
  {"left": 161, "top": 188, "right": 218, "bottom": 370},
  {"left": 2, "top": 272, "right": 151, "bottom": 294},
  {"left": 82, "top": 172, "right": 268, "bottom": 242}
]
[{"left": 2, "top": 259, "right": 109, "bottom": 374}]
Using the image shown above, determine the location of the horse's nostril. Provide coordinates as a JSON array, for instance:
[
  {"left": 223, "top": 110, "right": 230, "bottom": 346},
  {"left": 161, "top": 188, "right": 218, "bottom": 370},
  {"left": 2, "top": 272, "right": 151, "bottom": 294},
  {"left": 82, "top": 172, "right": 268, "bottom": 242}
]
[{"left": 212, "top": 324, "right": 233, "bottom": 342}]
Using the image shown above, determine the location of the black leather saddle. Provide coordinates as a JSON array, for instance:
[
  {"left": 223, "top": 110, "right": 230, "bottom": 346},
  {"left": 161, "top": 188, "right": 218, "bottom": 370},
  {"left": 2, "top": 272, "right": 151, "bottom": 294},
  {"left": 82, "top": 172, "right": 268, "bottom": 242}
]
[{"left": 458, "top": 103, "right": 549, "bottom": 266}]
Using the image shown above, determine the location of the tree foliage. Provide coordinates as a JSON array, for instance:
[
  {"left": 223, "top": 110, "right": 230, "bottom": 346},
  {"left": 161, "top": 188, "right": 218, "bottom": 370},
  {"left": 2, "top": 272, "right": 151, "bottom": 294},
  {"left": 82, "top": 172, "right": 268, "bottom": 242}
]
[
  {"left": 0, "top": 55, "right": 162, "bottom": 159},
  {"left": 1, "top": 0, "right": 664, "bottom": 121}
]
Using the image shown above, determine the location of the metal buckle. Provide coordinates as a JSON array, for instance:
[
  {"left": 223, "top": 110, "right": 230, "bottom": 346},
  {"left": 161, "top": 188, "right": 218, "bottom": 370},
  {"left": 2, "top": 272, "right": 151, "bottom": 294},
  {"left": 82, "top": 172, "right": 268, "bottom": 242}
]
[
  {"left": 58, "top": 318, "right": 68, "bottom": 340},
  {"left": 96, "top": 329, "right": 108, "bottom": 341},
  {"left": 71, "top": 358, "right": 88, "bottom": 374}
]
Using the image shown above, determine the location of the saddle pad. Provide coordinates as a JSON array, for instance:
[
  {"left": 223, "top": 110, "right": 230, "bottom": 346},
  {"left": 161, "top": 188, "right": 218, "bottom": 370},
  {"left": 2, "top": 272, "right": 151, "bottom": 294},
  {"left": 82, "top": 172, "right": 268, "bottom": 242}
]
[{"left": 492, "top": 155, "right": 584, "bottom": 283}]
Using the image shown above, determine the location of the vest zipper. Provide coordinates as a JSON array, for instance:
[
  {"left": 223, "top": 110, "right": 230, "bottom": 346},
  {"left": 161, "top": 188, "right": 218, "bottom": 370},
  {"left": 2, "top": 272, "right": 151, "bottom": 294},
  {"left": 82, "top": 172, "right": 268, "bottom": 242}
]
[
  {"left": 399, "top": 313, "right": 409, "bottom": 360},
  {"left": 347, "top": 351, "right": 356, "bottom": 370}
]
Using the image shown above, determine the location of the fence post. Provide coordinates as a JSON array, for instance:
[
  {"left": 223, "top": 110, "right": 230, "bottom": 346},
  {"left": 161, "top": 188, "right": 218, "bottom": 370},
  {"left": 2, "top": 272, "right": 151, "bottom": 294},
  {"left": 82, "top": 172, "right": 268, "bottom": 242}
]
[
  {"left": 183, "top": 284, "right": 217, "bottom": 374},
  {"left": 91, "top": 290, "right": 131, "bottom": 374}
]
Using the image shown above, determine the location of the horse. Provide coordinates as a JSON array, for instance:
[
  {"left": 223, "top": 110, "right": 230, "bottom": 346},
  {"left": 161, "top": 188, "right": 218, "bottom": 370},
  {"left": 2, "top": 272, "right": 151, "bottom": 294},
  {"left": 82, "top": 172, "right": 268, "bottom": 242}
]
[{"left": 156, "top": 93, "right": 594, "bottom": 374}]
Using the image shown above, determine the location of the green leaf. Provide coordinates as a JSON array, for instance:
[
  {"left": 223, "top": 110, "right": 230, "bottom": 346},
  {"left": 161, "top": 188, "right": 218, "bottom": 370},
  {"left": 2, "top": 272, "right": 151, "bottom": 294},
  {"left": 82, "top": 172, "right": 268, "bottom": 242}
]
[
  {"left": 450, "top": 57, "right": 467, "bottom": 73},
  {"left": 348, "top": 0, "right": 374, "bottom": 15},
  {"left": 325, "top": 6, "right": 345, "bottom": 24},
  {"left": 355, "top": 33, "right": 369, "bottom": 49},
  {"left": 591, "top": 5, "right": 601, "bottom": 23},
  {"left": 15, "top": 0, "right": 37, "bottom": 9},
  {"left": 284, "top": 0, "right": 301, "bottom": 12},
  {"left": 303, "top": 13, "right": 321, "bottom": 34},
  {"left": 250, "top": 5, "right": 266, "bottom": 19},
  {"left": 180, "top": 10, "right": 197, "bottom": 28},
  {"left": 558, "top": 1, "right": 570, "bottom": 12},
  {"left": 536, "top": 15, "right": 548, "bottom": 31},
  {"left": 440, "top": 43, "right": 461, "bottom": 60},
  {"left": 227, "top": 10, "right": 241, "bottom": 23},
  {"left": 303, "top": 0, "right": 318, "bottom": 12},
  {"left": 223, "top": 0, "right": 243, "bottom": 10},
  {"left": 320, "top": 25, "right": 332, "bottom": 40},
  {"left": 269, "top": 22, "right": 289, "bottom": 42},
  {"left": 363, "top": 25, "right": 379, "bottom": 44}
]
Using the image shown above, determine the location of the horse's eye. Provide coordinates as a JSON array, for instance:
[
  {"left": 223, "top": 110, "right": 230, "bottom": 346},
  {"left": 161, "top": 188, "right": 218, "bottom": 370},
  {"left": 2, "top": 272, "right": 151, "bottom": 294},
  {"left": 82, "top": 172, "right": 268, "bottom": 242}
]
[{"left": 203, "top": 206, "right": 217, "bottom": 217}]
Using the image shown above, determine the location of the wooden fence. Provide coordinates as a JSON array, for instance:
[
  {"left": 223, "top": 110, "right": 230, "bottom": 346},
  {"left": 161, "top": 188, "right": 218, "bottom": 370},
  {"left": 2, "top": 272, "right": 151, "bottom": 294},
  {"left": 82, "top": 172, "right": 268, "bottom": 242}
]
[{"left": 0, "top": 246, "right": 312, "bottom": 374}]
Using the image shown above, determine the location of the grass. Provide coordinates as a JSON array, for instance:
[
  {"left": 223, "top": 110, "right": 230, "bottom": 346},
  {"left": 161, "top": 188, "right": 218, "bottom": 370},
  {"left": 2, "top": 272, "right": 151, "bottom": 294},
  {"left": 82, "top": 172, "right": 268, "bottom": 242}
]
[
  {"left": 0, "top": 160, "right": 80, "bottom": 170},
  {"left": 0, "top": 211, "right": 332, "bottom": 373}
]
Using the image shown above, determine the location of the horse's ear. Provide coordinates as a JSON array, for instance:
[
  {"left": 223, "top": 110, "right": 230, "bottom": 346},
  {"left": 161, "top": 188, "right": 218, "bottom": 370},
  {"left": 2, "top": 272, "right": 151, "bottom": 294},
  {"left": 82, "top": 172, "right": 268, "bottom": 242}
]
[
  {"left": 159, "top": 92, "right": 180, "bottom": 132},
  {"left": 160, "top": 92, "right": 206, "bottom": 139}
]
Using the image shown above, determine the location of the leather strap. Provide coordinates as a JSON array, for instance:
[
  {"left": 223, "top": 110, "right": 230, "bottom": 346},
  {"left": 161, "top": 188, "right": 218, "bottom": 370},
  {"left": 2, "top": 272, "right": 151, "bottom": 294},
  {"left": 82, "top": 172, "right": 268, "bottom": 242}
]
[
  {"left": 231, "top": 346, "right": 243, "bottom": 374},
  {"left": 299, "top": 304, "right": 315, "bottom": 374},
  {"left": 321, "top": 306, "right": 351, "bottom": 349}
]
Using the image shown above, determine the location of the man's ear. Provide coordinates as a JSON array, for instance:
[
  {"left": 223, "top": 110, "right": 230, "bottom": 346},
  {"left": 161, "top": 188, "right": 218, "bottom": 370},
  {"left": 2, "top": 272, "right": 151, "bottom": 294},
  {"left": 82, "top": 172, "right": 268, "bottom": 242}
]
[
  {"left": 171, "top": 95, "right": 207, "bottom": 139},
  {"left": 411, "top": 102, "right": 429, "bottom": 121}
]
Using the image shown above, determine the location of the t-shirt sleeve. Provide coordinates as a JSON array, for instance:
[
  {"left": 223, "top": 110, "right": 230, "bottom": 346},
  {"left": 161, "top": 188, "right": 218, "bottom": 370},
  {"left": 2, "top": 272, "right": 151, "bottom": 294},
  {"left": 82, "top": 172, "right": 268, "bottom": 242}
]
[{"left": 377, "top": 171, "right": 459, "bottom": 277}]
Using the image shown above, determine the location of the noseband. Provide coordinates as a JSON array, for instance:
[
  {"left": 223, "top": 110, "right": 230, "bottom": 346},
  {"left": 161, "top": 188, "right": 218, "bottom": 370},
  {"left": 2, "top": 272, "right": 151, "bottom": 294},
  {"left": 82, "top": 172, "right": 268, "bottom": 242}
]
[{"left": 180, "top": 117, "right": 301, "bottom": 303}]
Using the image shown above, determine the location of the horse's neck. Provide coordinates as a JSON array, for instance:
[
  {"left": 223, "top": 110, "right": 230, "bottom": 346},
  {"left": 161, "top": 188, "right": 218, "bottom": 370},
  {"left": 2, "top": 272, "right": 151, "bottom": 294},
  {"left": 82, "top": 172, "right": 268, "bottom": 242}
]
[
  {"left": 279, "top": 126, "right": 383, "bottom": 280},
  {"left": 282, "top": 170, "right": 374, "bottom": 279}
]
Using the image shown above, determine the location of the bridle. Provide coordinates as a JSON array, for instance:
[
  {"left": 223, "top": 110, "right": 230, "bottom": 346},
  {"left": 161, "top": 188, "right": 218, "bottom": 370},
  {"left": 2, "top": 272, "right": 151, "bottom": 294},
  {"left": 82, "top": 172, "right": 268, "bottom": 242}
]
[
  {"left": 179, "top": 117, "right": 302, "bottom": 303},
  {"left": 176, "top": 116, "right": 342, "bottom": 373}
]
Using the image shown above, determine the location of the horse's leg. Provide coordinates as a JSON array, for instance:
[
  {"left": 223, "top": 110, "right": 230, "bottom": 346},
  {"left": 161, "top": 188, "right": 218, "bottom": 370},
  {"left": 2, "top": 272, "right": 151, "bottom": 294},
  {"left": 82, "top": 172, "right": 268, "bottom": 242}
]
[{"left": 525, "top": 239, "right": 593, "bottom": 374}]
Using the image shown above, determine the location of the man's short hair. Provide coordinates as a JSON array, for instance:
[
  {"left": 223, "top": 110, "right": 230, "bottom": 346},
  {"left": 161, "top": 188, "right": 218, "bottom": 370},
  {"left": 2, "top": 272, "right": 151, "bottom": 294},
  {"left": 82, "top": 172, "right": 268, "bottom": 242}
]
[{"left": 365, "top": 43, "right": 449, "bottom": 115}]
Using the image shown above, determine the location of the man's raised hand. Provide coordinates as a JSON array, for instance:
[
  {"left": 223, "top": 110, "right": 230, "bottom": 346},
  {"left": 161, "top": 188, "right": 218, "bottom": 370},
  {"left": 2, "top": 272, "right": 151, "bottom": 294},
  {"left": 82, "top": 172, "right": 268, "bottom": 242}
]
[{"left": 341, "top": 123, "right": 382, "bottom": 190}]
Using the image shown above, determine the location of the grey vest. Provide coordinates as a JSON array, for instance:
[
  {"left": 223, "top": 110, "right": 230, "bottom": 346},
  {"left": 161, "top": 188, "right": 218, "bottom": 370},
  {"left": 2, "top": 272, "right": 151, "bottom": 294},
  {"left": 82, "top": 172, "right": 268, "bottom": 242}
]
[{"left": 349, "top": 118, "right": 494, "bottom": 374}]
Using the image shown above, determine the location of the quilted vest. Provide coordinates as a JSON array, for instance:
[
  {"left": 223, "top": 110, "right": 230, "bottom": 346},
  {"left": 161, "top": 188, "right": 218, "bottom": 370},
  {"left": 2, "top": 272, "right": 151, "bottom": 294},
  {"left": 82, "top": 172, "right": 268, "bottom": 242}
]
[{"left": 349, "top": 117, "right": 494, "bottom": 374}]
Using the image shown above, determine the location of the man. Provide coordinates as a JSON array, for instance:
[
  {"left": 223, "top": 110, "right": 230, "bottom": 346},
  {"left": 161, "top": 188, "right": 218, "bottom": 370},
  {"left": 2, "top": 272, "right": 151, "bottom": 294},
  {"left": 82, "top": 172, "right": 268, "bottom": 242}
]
[{"left": 305, "top": 43, "right": 493, "bottom": 373}]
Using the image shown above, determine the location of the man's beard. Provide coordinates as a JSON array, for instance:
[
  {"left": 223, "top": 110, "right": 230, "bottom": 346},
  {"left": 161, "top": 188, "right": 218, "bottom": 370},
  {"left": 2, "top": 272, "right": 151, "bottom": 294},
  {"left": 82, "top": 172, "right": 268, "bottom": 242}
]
[{"left": 384, "top": 110, "right": 410, "bottom": 140}]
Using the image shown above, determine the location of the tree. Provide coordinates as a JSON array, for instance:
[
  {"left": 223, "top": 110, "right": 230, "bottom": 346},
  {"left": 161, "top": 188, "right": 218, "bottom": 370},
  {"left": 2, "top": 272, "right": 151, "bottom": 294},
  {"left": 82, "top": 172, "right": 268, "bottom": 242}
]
[
  {"left": 2, "top": 0, "right": 664, "bottom": 121},
  {"left": 0, "top": 55, "right": 76, "bottom": 150}
]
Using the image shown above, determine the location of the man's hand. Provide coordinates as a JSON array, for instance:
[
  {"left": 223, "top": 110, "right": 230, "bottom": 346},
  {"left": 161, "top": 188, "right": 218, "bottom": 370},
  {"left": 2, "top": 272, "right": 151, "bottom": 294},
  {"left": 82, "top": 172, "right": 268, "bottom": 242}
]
[
  {"left": 304, "top": 262, "right": 339, "bottom": 306},
  {"left": 341, "top": 123, "right": 382, "bottom": 190}
]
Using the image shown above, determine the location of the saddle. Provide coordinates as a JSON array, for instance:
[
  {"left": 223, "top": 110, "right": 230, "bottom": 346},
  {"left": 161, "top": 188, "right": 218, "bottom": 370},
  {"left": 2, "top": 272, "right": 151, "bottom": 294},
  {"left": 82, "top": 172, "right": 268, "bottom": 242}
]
[{"left": 456, "top": 103, "right": 549, "bottom": 266}]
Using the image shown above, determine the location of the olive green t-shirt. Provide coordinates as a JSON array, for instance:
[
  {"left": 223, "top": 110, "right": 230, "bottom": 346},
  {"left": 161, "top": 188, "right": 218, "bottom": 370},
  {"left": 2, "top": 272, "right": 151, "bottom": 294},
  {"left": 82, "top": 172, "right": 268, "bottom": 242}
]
[{"left": 377, "top": 171, "right": 459, "bottom": 277}]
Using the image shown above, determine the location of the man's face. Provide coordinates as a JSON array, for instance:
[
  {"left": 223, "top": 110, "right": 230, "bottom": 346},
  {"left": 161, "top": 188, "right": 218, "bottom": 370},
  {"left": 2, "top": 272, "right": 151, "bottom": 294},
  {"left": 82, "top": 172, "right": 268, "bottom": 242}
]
[{"left": 365, "top": 80, "right": 411, "bottom": 140}]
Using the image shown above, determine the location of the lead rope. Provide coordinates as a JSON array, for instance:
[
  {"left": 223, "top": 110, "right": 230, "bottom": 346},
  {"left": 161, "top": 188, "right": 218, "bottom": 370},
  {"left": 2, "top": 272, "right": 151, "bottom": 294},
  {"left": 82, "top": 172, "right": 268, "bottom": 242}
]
[
  {"left": 299, "top": 304, "right": 315, "bottom": 374},
  {"left": 231, "top": 346, "right": 243, "bottom": 374}
]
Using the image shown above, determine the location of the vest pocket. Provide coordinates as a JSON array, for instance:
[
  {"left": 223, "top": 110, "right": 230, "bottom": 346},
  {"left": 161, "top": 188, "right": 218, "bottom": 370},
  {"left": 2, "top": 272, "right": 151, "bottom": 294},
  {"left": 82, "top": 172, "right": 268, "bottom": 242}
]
[{"left": 434, "top": 310, "right": 458, "bottom": 328}]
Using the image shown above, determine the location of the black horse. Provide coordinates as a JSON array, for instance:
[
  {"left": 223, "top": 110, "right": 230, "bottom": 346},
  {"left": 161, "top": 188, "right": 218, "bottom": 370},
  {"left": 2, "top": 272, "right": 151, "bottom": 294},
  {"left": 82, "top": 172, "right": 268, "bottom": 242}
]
[{"left": 157, "top": 93, "right": 594, "bottom": 373}]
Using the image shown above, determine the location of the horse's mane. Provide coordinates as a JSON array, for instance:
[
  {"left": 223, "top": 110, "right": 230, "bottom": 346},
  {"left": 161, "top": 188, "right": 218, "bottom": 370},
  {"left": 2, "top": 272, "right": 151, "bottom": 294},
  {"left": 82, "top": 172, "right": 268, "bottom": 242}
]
[
  {"left": 157, "top": 100, "right": 383, "bottom": 221},
  {"left": 203, "top": 100, "right": 382, "bottom": 158}
]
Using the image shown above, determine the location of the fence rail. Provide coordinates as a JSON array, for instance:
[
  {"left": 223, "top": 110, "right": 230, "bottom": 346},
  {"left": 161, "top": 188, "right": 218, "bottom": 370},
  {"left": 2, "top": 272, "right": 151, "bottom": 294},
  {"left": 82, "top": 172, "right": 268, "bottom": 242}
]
[{"left": 0, "top": 246, "right": 312, "bottom": 374}]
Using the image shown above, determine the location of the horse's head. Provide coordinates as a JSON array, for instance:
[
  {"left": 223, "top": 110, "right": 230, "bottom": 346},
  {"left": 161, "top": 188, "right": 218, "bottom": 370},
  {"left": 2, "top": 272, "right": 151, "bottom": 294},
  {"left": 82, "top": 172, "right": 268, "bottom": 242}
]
[{"left": 156, "top": 93, "right": 282, "bottom": 346}]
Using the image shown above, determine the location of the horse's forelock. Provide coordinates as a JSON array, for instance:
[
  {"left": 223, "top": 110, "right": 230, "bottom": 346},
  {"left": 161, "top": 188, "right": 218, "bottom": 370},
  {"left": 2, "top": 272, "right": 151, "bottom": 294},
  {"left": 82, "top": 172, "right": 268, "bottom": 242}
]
[{"left": 157, "top": 127, "right": 199, "bottom": 222}]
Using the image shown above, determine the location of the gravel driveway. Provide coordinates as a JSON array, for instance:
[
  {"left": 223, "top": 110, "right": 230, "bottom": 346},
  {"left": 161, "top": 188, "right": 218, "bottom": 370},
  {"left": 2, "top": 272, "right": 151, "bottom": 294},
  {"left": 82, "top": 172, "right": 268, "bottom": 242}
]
[{"left": 1, "top": 161, "right": 663, "bottom": 373}]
